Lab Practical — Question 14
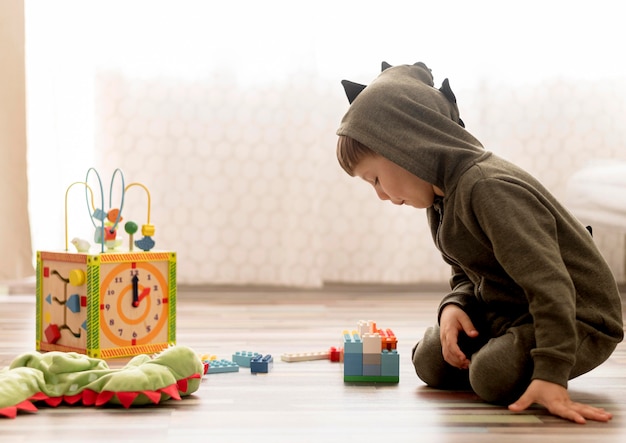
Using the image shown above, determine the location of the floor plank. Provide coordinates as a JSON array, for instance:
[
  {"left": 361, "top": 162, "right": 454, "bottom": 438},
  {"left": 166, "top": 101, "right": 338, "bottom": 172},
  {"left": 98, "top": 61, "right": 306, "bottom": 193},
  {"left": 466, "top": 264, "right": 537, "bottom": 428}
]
[{"left": 1, "top": 284, "right": 625, "bottom": 442}]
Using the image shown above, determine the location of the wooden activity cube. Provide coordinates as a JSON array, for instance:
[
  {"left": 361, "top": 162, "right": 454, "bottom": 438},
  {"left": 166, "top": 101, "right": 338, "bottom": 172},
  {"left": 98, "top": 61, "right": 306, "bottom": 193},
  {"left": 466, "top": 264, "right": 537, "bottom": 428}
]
[{"left": 36, "top": 250, "right": 176, "bottom": 359}]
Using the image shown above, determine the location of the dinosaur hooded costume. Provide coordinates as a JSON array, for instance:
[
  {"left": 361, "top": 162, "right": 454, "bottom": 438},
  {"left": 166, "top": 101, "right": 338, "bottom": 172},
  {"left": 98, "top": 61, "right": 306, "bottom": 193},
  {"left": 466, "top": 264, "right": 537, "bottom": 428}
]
[{"left": 336, "top": 62, "right": 623, "bottom": 403}]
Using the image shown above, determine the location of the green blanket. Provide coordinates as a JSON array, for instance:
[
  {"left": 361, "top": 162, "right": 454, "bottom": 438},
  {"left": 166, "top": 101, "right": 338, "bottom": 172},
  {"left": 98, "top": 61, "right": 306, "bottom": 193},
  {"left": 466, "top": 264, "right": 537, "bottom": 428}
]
[{"left": 0, "top": 345, "right": 203, "bottom": 418}]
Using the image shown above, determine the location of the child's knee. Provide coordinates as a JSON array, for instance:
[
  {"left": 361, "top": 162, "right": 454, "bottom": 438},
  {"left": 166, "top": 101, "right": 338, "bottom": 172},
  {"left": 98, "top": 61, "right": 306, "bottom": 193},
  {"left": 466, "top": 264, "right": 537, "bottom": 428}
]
[
  {"left": 468, "top": 336, "right": 532, "bottom": 405},
  {"left": 413, "top": 326, "right": 471, "bottom": 390},
  {"left": 412, "top": 327, "right": 443, "bottom": 386}
]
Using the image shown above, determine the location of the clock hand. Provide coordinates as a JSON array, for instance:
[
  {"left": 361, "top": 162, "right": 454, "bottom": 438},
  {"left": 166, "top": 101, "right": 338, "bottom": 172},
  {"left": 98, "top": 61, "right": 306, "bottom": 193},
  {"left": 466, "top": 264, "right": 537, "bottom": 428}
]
[
  {"left": 137, "top": 287, "right": 151, "bottom": 305},
  {"left": 131, "top": 274, "right": 139, "bottom": 307}
]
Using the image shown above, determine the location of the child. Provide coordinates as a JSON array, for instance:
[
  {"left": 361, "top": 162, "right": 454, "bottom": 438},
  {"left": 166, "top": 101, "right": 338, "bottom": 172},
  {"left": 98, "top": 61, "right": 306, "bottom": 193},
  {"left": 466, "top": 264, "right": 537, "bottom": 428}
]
[{"left": 336, "top": 62, "right": 624, "bottom": 424}]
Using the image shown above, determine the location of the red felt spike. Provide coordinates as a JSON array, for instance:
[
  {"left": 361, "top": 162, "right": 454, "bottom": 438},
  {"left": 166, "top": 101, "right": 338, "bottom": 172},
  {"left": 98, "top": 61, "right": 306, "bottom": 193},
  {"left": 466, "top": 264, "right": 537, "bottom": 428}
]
[
  {"left": 29, "top": 392, "right": 49, "bottom": 401},
  {"left": 189, "top": 373, "right": 202, "bottom": 379},
  {"left": 44, "top": 397, "right": 63, "bottom": 407},
  {"left": 82, "top": 389, "right": 97, "bottom": 406},
  {"left": 0, "top": 406, "right": 18, "bottom": 419},
  {"left": 176, "top": 378, "right": 188, "bottom": 392},
  {"left": 16, "top": 400, "right": 38, "bottom": 413},
  {"left": 141, "top": 390, "right": 162, "bottom": 404},
  {"left": 115, "top": 392, "right": 139, "bottom": 409},
  {"left": 159, "top": 384, "right": 181, "bottom": 400},
  {"left": 64, "top": 394, "right": 82, "bottom": 405},
  {"left": 95, "top": 391, "right": 115, "bottom": 406}
]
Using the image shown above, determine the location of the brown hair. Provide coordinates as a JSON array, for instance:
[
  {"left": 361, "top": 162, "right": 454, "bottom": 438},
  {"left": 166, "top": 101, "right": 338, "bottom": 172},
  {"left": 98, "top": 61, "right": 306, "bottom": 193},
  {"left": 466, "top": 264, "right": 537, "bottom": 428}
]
[{"left": 336, "top": 135, "right": 376, "bottom": 176}]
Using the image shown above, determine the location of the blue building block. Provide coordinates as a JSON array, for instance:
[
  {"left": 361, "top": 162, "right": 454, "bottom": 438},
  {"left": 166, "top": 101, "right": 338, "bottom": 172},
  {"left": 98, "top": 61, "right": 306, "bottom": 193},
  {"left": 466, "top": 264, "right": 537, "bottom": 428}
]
[
  {"left": 362, "top": 353, "right": 381, "bottom": 366},
  {"left": 206, "top": 359, "right": 240, "bottom": 374},
  {"left": 363, "top": 364, "right": 381, "bottom": 376},
  {"left": 343, "top": 353, "right": 362, "bottom": 376},
  {"left": 250, "top": 354, "right": 273, "bottom": 373},
  {"left": 343, "top": 331, "right": 362, "bottom": 354},
  {"left": 381, "top": 349, "right": 400, "bottom": 377},
  {"left": 232, "top": 351, "right": 260, "bottom": 368}
]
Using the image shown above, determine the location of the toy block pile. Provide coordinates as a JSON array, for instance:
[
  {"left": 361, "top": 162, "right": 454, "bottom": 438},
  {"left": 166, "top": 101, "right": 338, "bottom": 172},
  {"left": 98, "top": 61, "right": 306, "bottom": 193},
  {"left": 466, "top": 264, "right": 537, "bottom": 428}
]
[
  {"left": 343, "top": 320, "right": 399, "bottom": 383},
  {"left": 199, "top": 351, "right": 274, "bottom": 375}
]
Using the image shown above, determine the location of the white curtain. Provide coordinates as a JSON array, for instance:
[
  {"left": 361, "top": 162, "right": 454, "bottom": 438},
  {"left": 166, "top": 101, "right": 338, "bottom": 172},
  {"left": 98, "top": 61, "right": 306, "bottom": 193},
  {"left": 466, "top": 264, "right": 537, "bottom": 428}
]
[
  {"left": 1, "top": 0, "right": 33, "bottom": 284},
  {"left": 25, "top": 0, "right": 626, "bottom": 287}
]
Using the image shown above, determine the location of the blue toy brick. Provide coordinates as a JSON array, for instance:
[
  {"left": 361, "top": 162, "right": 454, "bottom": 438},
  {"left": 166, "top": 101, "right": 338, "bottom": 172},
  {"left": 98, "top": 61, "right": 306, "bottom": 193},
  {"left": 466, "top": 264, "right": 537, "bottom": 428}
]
[
  {"left": 232, "top": 351, "right": 259, "bottom": 368},
  {"left": 362, "top": 353, "right": 381, "bottom": 366},
  {"left": 343, "top": 332, "right": 363, "bottom": 354},
  {"left": 206, "top": 359, "right": 240, "bottom": 374},
  {"left": 343, "top": 353, "right": 362, "bottom": 376},
  {"left": 381, "top": 349, "right": 400, "bottom": 377},
  {"left": 250, "top": 354, "right": 273, "bottom": 373},
  {"left": 362, "top": 364, "right": 381, "bottom": 376}
]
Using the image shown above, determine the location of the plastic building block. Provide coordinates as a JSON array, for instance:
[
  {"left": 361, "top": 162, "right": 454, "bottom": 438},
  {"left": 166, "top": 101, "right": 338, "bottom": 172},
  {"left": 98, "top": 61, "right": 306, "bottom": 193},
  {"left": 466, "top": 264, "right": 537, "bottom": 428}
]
[
  {"left": 281, "top": 347, "right": 343, "bottom": 363},
  {"left": 381, "top": 349, "right": 399, "bottom": 377},
  {"left": 382, "top": 329, "right": 397, "bottom": 350},
  {"left": 343, "top": 330, "right": 363, "bottom": 376},
  {"left": 206, "top": 359, "right": 239, "bottom": 374},
  {"left": 343, "top": 330, "right": 362, "bottom": 353},
  {"left": 362, "top": 332, "right": 381, "bottom": 354},
  {"left": 281, "top": 350, "right": 330, "bottom": 362},
  {"left": 232, "top": 351, "right": 260, "bottom": 368},
  {"left": 344, "top": 375, "right": 399, "bottom": 383},
  {"left": 362, "top": 364, "right": 381, "bottom": 376},
  {"left": 342, "top": 321, "right": 399, "bottom": 383},
  {"left": 250, "top": 354, "right": 273, "bottom": 373},
  {"left": 329, "top": 346, "right": 343, "bottom": 362}
]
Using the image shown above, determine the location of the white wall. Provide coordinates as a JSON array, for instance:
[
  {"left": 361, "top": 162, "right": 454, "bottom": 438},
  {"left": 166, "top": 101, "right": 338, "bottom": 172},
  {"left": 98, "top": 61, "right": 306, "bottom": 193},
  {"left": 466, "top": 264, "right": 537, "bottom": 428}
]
[{"left": 24, "top": 0, "right": 626, "bottom": 286}]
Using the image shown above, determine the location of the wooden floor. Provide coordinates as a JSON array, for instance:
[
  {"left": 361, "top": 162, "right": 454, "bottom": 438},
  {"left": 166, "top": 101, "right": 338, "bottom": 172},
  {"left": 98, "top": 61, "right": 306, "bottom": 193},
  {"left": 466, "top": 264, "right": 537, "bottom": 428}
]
[{"left": 1, "top": 283, "right": 625, "bottom": 442}]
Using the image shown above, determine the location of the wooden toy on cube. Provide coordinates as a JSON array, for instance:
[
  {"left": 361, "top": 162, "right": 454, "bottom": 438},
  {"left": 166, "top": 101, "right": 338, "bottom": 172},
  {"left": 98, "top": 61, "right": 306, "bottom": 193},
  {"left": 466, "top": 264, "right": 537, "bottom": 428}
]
[
  {"left": 36, "top": 168, "right": 176, "bottom": 359},
  {"left": 342, "top": 320, "right": 399, "bottom": 383}
]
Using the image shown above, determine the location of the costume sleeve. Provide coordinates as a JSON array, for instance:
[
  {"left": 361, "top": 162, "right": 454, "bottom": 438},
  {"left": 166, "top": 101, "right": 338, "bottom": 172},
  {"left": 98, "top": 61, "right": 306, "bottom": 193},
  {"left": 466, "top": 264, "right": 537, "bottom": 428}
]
[
  {"left": 437, "top": 263, "right": 476, "bottom": 324},
  {"left": 470, "top": 178, "right": 577, "bottom": 387}
]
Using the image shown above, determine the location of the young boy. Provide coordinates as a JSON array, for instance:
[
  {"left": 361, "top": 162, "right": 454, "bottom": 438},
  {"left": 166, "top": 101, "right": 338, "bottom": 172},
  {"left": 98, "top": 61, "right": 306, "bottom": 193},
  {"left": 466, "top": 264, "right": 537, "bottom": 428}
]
[{"left": 336, "top": 62, "right": 624, "bottom": 424}]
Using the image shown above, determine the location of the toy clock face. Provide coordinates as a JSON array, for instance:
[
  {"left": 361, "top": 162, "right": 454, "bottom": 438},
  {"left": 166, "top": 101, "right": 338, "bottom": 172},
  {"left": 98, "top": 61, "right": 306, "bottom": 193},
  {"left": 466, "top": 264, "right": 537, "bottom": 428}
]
[{"left": 99, "top": 260, "right": 170, "bottom": 348}]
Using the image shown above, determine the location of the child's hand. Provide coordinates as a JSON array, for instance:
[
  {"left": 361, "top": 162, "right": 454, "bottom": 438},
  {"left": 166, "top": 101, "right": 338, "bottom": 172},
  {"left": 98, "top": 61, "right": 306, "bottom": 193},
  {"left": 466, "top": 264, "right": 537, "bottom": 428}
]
[
  {"left": 509, "top": 379, "right": 613, "bottom": 424},
  {"left": 439, "top": 304, "right": 479, "bottom": 369}
]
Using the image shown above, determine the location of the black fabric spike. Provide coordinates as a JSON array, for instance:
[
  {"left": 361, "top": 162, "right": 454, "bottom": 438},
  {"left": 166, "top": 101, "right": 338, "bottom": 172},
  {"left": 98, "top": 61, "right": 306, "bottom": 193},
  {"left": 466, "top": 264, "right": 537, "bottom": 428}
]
[
  {"left": 381, "top": 61, "right": 393, "bottom": 71},
  {"left": 439, "top": 78, "right": 457, "bottom": 103},
  {"left": 439, "top": 78, "right": 465, "bottom": 127},
  {"left": 341, "top": 79, "right": 367, "bottom": 104}
]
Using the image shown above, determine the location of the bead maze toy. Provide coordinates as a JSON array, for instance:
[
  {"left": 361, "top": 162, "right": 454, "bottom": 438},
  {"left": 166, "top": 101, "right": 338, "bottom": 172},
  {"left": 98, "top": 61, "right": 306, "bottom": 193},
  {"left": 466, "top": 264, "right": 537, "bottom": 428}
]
[
  {"left": 342, "top": 320, "right": 399, "bottom": 383},
  {"left": 36, "top": 168, "right": 176, "bottom": 359}
]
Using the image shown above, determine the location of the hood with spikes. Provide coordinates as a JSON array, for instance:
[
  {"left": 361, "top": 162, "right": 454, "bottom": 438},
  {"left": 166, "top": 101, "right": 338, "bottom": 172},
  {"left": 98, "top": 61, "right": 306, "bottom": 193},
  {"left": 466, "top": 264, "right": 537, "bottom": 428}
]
[{"left": 336, "top": 62, "right": 488, "bottom": 194}]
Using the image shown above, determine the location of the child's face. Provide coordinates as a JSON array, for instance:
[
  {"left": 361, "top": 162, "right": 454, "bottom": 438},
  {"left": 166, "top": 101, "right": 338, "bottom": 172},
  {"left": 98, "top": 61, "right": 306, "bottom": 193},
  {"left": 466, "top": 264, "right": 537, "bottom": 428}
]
[{"left": 352, "top": 154, "right": 443, "bottom": 209}]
